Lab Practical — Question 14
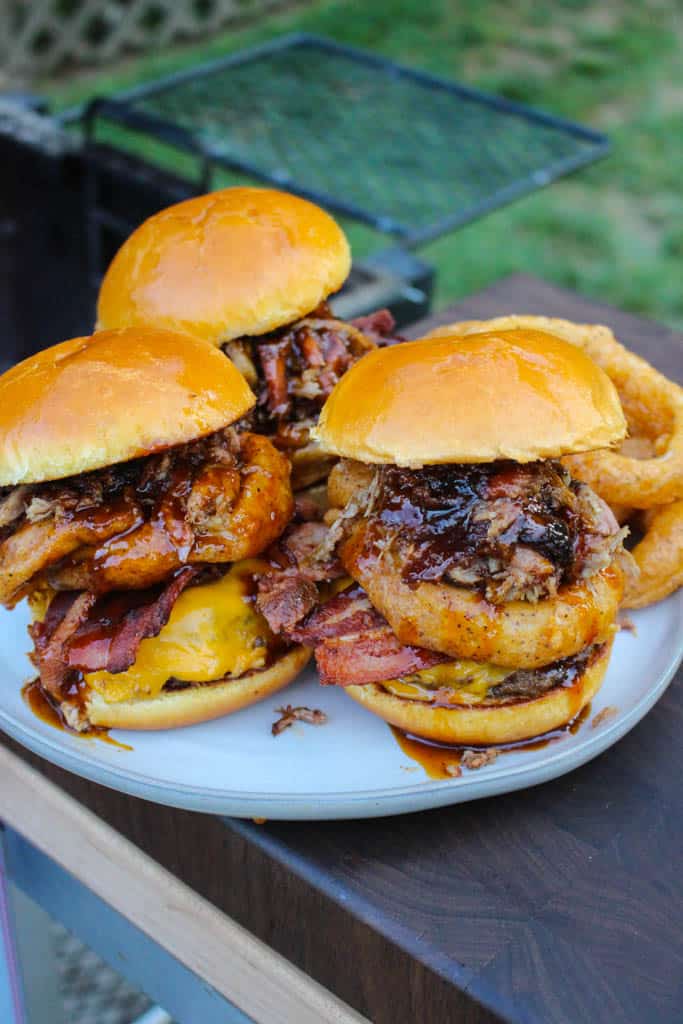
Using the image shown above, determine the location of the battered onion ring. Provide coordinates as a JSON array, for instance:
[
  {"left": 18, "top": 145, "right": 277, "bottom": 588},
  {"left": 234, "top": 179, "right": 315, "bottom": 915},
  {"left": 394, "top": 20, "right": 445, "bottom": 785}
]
[
  {"left": 610, "top": 503, "right": 634, "bottom": 526},
  {"left": 622, "top": 500, "right": 683, "bottom": 609},
  {"left": 49, "top": 433, "right": 293, "bottom": 592},
  {"left": 341, "top": 523, "right": 625, "bottom": 670},
  {"left": 426, "top": 315, "right": 683, "bottom": 509},
  {"left": 190, "top": 432, "right": 294, "bottom": 562}
]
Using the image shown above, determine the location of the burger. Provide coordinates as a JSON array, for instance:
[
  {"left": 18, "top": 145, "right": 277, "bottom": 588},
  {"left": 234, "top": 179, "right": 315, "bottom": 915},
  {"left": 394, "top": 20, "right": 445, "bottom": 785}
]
[
  {"left": 96, "top": 187, "right": 400, "bottom": 492},
  {"left": 258, "top": 328, "right": 632, "bottom": 745},
  {"left": 0, "top": 327, "right": 309, "bottom": 731}
]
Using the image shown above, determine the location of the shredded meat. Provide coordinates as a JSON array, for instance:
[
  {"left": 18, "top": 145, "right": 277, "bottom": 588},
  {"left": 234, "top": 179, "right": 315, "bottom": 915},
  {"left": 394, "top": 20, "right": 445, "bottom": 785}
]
[
  {"left": 350, "top": 309, "right": 403, "bottom": 346},
  {"left": 335, "top": 460, "right": 625, "bottom": 604},
  {"left": 0, "top": 486, "right": 29, "bottom": 534},
  {"left": 255, "top": 520, "right": 345, "bottom": 634},
  {"left": 257, "top": 573, "right": 319, "bottom": 636},
  {"left": 272, "top": 704, "right": 328, "bottom": 736},
  {"left": 461, "top": 749, "right": 499, "bottom": 770},
  {"left": 591, "top": 705, "right": 618, "bottom": 729},
  {"left": 227, "top": 303, "right": 398, "bottom": 450},
  {"left": 277, "top": 521, "right": 343, "bottom": 582},
  {"left": 293, "top": 489, "right": 326, "bottom": 523}
]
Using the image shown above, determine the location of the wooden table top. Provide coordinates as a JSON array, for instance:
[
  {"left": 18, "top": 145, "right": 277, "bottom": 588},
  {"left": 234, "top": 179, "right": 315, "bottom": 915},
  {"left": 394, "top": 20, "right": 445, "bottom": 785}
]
[{"left": 2, "top": 274, "right": 682, "bottom": 1024}]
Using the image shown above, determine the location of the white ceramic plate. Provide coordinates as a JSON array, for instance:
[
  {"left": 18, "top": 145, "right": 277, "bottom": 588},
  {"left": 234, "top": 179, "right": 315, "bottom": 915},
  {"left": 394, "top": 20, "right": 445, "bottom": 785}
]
[{"left": 0, "top": 593, "right": 681, "bottom": 819}]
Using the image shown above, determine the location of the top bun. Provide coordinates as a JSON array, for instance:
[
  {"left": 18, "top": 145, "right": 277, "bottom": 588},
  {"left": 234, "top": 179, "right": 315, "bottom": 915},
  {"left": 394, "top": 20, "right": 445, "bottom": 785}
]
[
  {"left": 97, "top": 187, "right": 351, "bottom": 344},
  {"left": 0, "top": 327, "right": 255, "bottom": 485},
  {"left": 314, "top": 329, "right": 626, "bottom": 466}
]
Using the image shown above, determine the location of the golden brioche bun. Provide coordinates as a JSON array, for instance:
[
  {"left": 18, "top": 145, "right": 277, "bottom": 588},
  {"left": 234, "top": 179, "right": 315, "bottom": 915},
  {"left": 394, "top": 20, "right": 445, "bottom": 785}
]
[
  {"left": 0, "top": 327, "right": 254, "bottom": 486},
  {"left": 85, "top": 645, "right": 311, "bottom": 731},
  {"left": 97, "top": 187, "right": 351, "bottom": 345},
  {"left": 314, "top": 330, "right": 626, "bottom": 466},
  {"left": 345, "top": 640, "right": 612, "bottom": 745}
]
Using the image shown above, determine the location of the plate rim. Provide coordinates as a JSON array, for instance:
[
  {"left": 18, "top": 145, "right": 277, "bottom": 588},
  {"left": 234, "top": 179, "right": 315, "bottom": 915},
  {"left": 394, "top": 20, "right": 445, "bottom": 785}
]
[{"left": 1, "top": 591, "right": 681, "bottom": 818}]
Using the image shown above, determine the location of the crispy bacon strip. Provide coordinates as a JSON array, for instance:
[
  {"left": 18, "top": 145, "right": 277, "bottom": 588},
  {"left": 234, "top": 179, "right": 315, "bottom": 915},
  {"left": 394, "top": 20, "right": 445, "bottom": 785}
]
[
  {"left": 299, "top": 329, "right": 326, "bottom": 368},
  {"left": 289, "top": 584, "right": 380, "bottom": 643},
  {"left": 29, "top": 591, "right": 97, "bottom": 698},
  {"left": 66, "top": 566, "right": 201, "bottom": 675},
  {"left": 259, "top": 339, "right": 290, "bottom": 418},
  {"left": 317, "top": 330, "right": 352, "bottom": 392},
  {"left": 315, "top": 628, "right": 448, "bottom": 687},
  {"left": 267, "top": 582, "right": 448, "bottom": 687},
  {"left": 29, "top": 566, "right": 201, "bottom": 700}
]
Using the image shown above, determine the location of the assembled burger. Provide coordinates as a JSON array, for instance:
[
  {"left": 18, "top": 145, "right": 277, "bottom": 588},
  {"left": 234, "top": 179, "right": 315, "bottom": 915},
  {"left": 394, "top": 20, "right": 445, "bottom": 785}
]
[
  {"left": 0, "top": 327, "right": 308, "bottom": 731},
  {"left": 260, "top": 328, "right": 633, "bottom": 745},
  {"left": 96, "top": 187, "right": 400, "bottom": 490}
]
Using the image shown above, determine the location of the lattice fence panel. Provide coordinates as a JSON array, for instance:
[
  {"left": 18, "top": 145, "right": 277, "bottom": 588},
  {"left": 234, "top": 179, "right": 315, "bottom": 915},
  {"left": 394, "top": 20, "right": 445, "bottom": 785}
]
[{"left": 1, "top": 1, "right": 296, "bottom": 82}]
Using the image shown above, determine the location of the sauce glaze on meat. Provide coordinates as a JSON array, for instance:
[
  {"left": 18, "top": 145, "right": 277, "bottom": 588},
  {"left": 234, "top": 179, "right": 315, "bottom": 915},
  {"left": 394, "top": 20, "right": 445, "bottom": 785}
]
[
  {"left": 342, "top": 460, "right": 625, "bottom": 604},
  {"left": 0, "top": 427, "right": 292, "bottom": 605}
]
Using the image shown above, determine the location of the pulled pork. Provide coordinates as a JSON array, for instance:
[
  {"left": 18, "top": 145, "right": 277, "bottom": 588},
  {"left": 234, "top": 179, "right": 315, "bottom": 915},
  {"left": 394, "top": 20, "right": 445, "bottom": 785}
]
[
  {"left": 224, "top": 304, "right": 401, "bottom": 452},
  {"left": 255, "top": 519, "right": 343, "bottom": 635},
  {"left": 337, "top": 460, "right": 626, "bottom": 604}
]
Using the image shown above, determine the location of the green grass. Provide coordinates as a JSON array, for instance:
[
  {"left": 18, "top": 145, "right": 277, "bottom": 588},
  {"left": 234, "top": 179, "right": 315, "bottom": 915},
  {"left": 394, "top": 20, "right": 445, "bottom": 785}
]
[{"left": 40, "top": 0, "right": 683, "bottom": 328}]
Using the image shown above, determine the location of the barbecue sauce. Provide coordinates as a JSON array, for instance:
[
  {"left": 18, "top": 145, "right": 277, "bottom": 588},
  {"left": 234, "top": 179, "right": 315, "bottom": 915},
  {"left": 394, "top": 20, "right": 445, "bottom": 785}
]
[
  {"left": 22, "top": 680, "right": 132, "bottom": 749},
  {"left": 392, "top": 703, "right": 591, "bottom": 780},
  {"left": 363, "top": 462, "right": 582, "bottom": 590}
]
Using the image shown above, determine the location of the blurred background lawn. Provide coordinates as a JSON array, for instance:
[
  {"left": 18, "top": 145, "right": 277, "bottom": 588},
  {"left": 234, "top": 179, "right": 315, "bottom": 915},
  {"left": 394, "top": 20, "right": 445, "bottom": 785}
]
[{"left": 41, "top": 0, "right": 683, "bottom": 326}]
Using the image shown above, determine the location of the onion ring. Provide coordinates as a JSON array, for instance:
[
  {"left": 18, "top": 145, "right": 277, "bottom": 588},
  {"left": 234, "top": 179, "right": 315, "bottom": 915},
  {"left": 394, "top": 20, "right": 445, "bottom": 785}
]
[
  {"left": 609, "top": 503, "right": 634, "bottom": 526},
  {"left": 191, "top": 432, "right": 293, "bottom": 562},
  {"left": 49, "top": 433, "right": 293, "bottom": 592},
  {"left": 340, "top": 522, "right": 625, "bottom": 670},
  {"left": 622, "top": 500, "right": 683, "bottom": 608},
  {"left": 426, "top": 315, "right": 683, "bottom": 509}
]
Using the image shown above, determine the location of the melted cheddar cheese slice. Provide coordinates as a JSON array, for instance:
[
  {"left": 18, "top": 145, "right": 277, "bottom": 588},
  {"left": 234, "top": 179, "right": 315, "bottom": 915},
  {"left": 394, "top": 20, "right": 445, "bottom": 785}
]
[
  {"left": 86, "top": 560, "right": 273, "bottom": 703},
  {"left": 383, "top": 659, "right": 511, "bottom": 705}
]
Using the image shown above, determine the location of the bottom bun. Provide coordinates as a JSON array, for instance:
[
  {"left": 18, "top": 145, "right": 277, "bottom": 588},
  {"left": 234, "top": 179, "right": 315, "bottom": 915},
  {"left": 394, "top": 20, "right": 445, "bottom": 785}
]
[
  {"left": 344, "top": 641, "right": 613, "bottom": 745},
  {"left": 86, "top": 646, "right": 311, "bottom": 731}
]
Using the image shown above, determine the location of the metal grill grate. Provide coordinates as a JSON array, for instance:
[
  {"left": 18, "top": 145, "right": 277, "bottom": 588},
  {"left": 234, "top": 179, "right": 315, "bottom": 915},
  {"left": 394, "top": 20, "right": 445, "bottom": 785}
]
[{"left": 77, "top": 34, "right": 608, "bottom": 247}]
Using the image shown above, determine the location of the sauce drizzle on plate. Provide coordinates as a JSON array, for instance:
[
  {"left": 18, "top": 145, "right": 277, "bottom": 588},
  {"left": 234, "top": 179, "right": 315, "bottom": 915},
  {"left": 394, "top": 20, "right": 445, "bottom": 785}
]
[
  {"left": 22, "top": 680, "right": 132, "bottom": 750},
  {"left": 392, "top": 702, "right": 591, "bottom": 779}
]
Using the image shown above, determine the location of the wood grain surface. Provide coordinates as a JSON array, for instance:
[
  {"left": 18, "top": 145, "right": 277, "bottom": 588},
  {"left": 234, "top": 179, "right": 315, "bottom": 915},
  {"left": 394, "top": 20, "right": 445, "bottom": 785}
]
[
  {"left": 0, "top": 746, "right": 368, "bottom": 1024},
  {"left": 2, "top": 275, "right": 681, "bottom": 1024}
]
